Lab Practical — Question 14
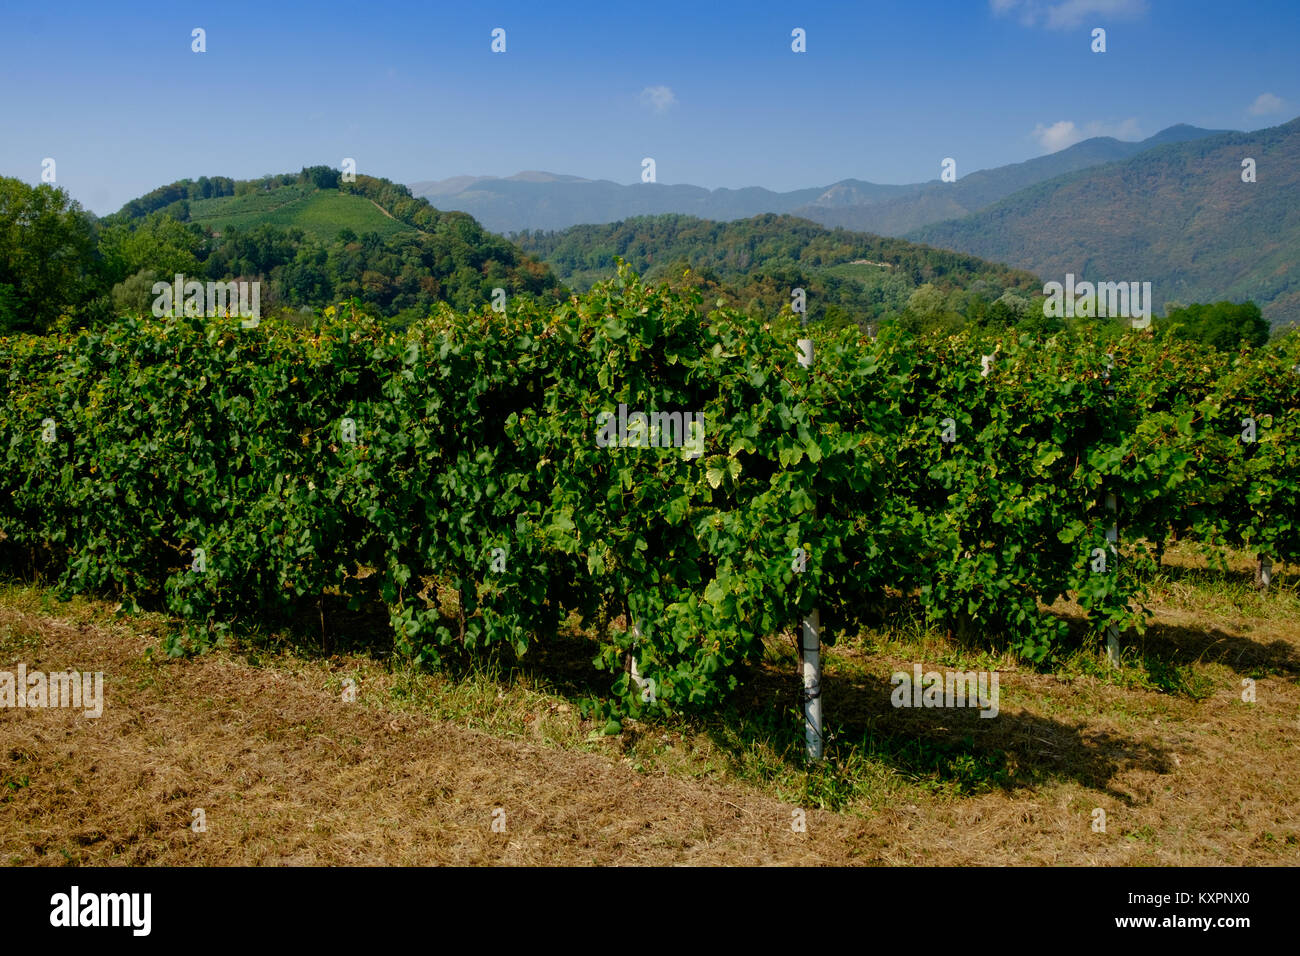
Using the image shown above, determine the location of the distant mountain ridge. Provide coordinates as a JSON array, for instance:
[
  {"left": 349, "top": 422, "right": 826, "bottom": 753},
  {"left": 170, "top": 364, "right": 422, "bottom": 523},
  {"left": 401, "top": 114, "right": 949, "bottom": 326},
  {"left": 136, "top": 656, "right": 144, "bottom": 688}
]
[
  {"left": 409, "top": 125, "right": 1228, "bottom": 235},
  {"left": 807, "top": 124, "right": 1230, "bottom": 235},
  {"left": 408, "top": 172, "right": 831, "bottom": 233}
]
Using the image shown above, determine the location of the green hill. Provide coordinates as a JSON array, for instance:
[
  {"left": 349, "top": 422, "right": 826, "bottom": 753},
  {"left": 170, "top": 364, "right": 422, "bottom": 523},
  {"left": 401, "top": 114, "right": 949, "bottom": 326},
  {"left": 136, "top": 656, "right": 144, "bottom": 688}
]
[
  {"left": 92, "top": 167, "right": 565, "bottom": 325},
  {"left": 185, "top": 184, "right": 416, "bottom": 241}
]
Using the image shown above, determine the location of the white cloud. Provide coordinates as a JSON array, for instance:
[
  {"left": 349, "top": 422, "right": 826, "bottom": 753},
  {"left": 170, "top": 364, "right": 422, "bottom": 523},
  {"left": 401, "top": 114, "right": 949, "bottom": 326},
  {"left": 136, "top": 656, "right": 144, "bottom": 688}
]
[
  {"left": 639, "top": 85, "right": 677, "bottom": 114},
  {"left": 1032, "top": 117, "right": 1141, "bottom": 152},
  {"left": 1033, "top": 120, "right": 1082, "bottom": 152},
  {"left": 1247, "top": 92, "right": 1286, "bottom": 116},
  {"left": 991, "top": 0, "right": 1147, "bottom": 29}
]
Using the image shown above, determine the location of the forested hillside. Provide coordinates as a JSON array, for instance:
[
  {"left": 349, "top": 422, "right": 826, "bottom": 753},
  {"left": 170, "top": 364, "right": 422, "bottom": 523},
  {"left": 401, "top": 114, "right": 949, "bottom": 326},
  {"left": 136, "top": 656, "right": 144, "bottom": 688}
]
[
  {"left": 910, "top": 118, "right": 1300, "bottom": 327},
  {"left": 514, "top": 213, "right": 1043, "bottom": 329},
  {"left": 804, "top": 125, "right": 1225, "bottom": 236}
]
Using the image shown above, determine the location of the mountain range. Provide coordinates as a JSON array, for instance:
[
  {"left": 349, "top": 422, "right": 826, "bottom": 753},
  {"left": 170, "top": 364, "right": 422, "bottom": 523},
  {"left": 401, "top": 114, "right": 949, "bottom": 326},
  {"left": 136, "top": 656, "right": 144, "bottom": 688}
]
[
  {"left": 411, "top": 118, "right": 1300, "bottom": 325},
  {"left": 910, "top": 118, "right": 1300, "bottom": 324},
  {"left": 410, "top": 125, "right": 1226, "bottom": 236}
]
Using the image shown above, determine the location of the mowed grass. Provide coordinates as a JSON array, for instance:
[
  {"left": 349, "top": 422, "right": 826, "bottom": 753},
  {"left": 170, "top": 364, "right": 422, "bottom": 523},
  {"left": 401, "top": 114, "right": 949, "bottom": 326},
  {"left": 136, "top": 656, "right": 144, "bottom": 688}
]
[
  {"left": 188, "top": 186, "right": 417, "bottom": 242},
  {"left": 1, "top": 542, "right": 1296, "bottom": 865}
]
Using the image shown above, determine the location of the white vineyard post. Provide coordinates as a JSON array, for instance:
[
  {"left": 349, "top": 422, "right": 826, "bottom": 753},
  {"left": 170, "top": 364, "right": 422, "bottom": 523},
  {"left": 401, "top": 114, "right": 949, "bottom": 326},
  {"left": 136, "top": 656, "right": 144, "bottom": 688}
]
[
  {"left": 801, "top": 611, "right": 823, "bottom": 760},
  {"left": 796, "top": 321, "right": 824, "bottom": 761},
  {"left": 1257, "top": 555, "right": 1273, "bottom": 594},
  {"left": 1102, "top": 353, "right": 1121, "bottom": 668},
  {"left": 1106, "top": 492, "right": 1121, "bottom": 667},
  {"left": 630, "top": 616, "right": 643, "bottom": 688}
]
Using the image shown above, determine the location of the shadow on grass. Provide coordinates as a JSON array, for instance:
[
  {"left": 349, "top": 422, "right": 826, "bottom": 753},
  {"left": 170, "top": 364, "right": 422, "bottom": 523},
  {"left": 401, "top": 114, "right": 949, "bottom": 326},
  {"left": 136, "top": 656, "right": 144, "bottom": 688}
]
[
  {"left": 705, "top": 656, "right": 1174, "bottom": 809},
  {"left": 261, "top": 592, "right": 616, "bottom": 700},
  {"left": 1041, "top": 589, "right": 1298, "bottom": 680},
  {"left": 1041, "top": 601, "right": 1297, "bottom": 686},
  {"left": 1130, "top": 619, "right": 1299, "bottom": 677},
  {"left": 1141, "top": 554, "right": 1292, "bottom": 592}
]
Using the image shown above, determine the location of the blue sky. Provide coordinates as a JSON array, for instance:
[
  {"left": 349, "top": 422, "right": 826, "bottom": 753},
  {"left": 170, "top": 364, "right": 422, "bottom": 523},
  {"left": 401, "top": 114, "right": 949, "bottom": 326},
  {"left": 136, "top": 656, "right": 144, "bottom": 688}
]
[{"left": 2, "top": 0, "right": 1296, "bottom": 215}]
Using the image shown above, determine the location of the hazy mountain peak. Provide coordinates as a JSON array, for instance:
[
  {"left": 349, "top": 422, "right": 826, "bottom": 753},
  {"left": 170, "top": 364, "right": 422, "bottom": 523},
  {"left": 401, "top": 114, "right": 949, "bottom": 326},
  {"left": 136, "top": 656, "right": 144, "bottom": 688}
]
[
  {"left": 506, "top": 171, "right": 593, "bottom": 184},
  {"left": 1141, "top": 123, "right": 1230, "bottom": 146},
  {"left": 411, "top": 175, "right": 492, "bottom": 196}
]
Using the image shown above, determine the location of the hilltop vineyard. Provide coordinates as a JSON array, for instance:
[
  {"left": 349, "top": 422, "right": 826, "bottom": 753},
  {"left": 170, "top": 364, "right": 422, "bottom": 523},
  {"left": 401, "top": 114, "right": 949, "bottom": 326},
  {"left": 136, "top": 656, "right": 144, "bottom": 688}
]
[{"left": 2, "top": 264, "right": 1297, "bottom": 717}]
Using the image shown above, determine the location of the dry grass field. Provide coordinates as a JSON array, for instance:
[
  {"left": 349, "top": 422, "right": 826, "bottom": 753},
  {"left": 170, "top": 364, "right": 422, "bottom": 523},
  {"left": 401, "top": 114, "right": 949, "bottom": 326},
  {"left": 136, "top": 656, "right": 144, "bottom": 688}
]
[{"left": 2, "top": 544, "right": 1297, "bottom": 866}]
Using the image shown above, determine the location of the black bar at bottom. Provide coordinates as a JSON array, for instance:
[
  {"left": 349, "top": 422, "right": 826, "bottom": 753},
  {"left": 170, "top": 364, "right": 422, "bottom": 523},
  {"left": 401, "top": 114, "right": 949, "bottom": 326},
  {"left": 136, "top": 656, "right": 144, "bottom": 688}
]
[{"left": 0, "top": 865, "right": 1275, "bottom": 943}]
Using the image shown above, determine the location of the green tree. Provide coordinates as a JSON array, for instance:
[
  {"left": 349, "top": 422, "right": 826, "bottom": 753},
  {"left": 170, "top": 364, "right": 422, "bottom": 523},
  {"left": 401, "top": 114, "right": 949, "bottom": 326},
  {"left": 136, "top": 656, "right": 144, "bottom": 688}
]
[
  {"left": 0, "top": 177, "right": 101, "bottom": 332},
  {"left": 898, "top": 282, "right": 955, "bottom": 333},
  {"left": 0, "top": 282, "right": 20, "bottom": 333},
  {"left": 1166, "top": 301, "right": 1269, "bottom": 351},
  {"left": 110, "top": 268, "right": 161, "bottom": 316},
  {"left": 98, "top": 216, "right": 203, "bottom": 285}
]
